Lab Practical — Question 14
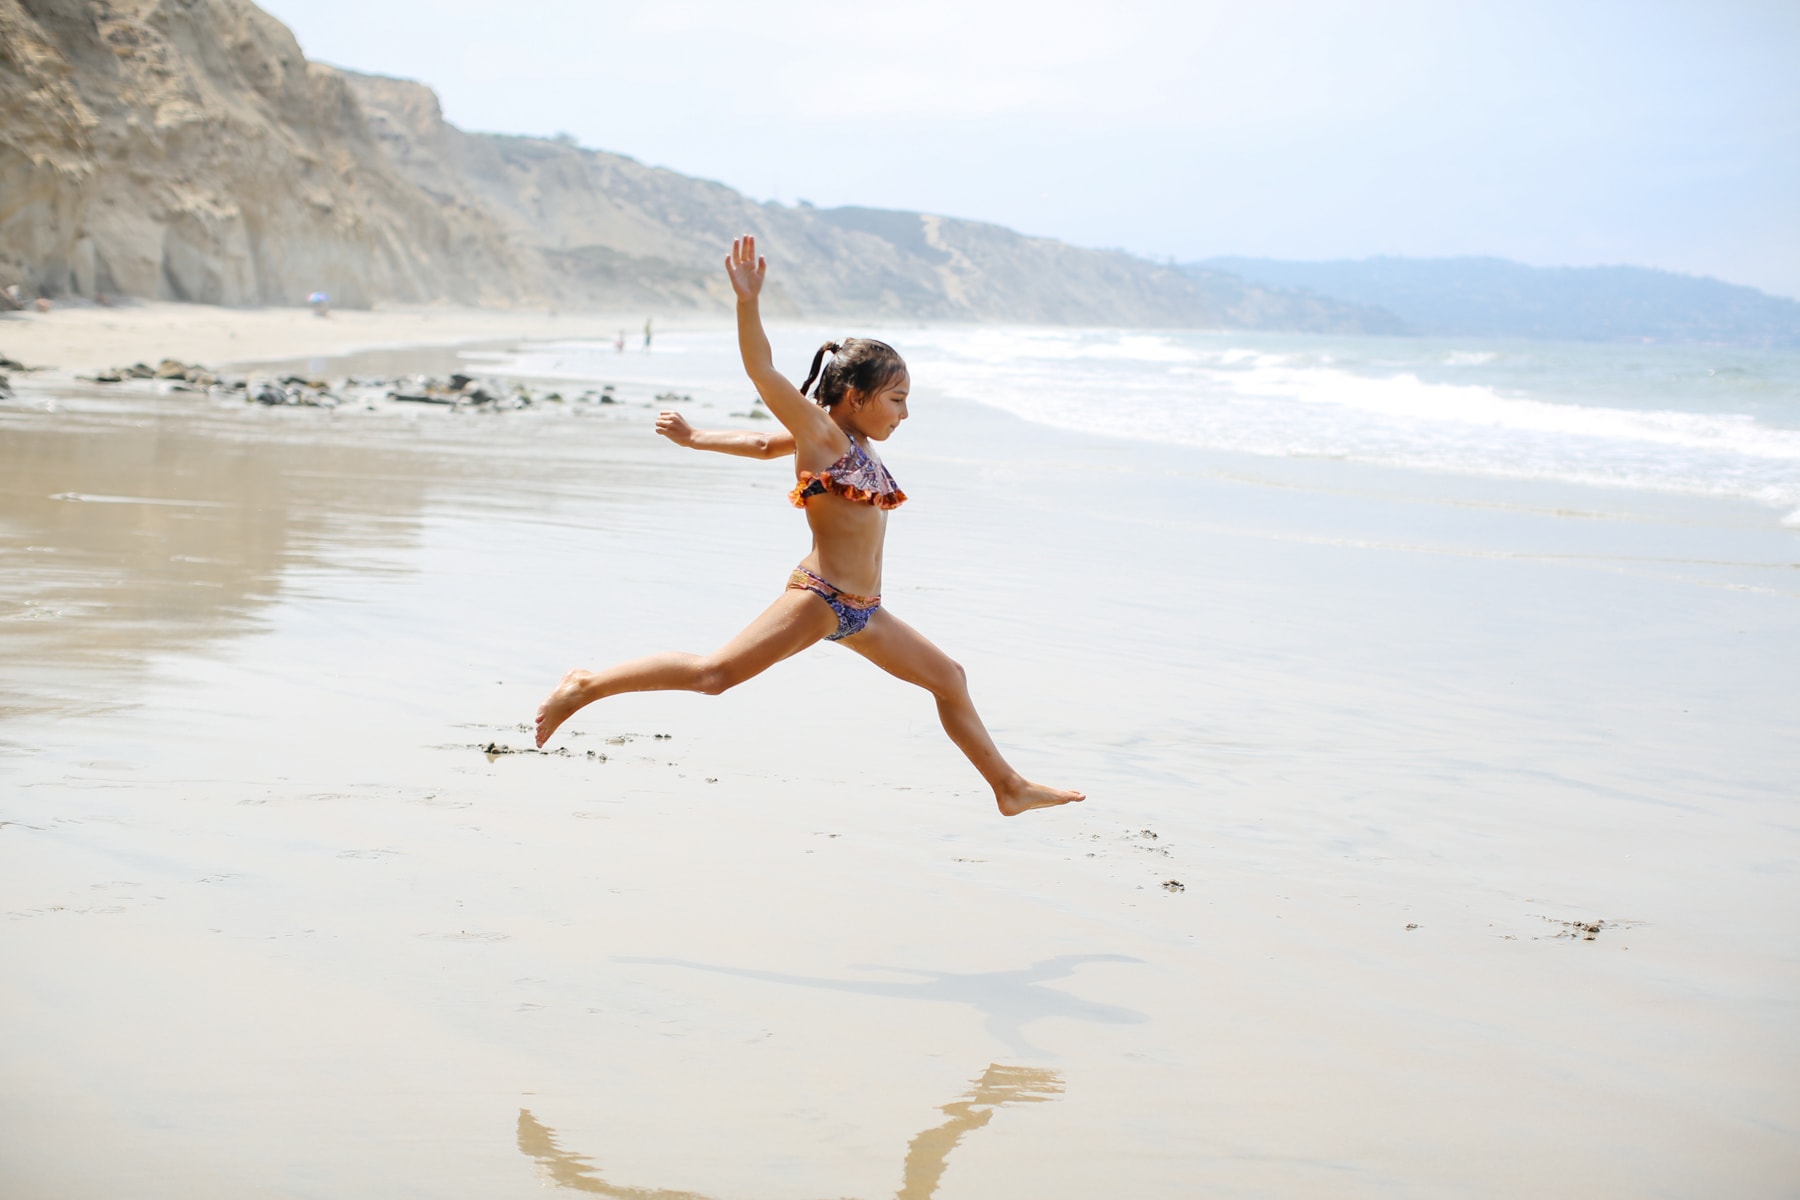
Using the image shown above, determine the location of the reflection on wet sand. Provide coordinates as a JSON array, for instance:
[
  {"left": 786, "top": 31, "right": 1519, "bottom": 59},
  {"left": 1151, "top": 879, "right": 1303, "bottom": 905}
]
[
  {"left": 518, "top": 1064, "right": 1064, "bottom": 1199},
  {"left": 0, "top": 370, "right": 707, "bottom": 727},
  {"left": 0, "top": 391, "right": 437, "bottom": 720},
  {"left": 895, "top": 1065, "right": 1064, "bottom": 1200}
]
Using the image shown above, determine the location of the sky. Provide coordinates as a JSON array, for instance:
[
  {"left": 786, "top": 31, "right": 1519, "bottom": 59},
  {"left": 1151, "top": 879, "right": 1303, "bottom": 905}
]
[{"left": 260, "top": 0, "right": 1800, "bottom": 298}]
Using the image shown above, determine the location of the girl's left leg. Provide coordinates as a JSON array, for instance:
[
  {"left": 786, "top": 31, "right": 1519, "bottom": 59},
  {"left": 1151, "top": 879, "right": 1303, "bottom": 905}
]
[{"left": 842, "top": 608, "right": 1084, "bottom": 816}]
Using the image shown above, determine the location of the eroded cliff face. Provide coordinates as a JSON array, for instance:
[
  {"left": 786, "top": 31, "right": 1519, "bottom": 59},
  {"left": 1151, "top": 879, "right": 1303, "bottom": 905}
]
[
  {"left": 0, "top": 0, "right": 97, "bottom": 297},
  {"left": 1, "top": 0, "right": 529, "bottom": 306},
  {"left": 1, "top": 0, "right": 1399, "bottom": 330}
]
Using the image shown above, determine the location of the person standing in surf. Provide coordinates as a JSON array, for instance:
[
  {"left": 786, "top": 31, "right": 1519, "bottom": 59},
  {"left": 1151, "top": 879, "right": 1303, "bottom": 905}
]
[{"left": 534, "top": 236, "right": 1083, "bottom": 817}]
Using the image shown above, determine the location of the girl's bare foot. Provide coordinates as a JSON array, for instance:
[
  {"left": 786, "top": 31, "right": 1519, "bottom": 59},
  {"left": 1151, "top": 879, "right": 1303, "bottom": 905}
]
[
  {"left": 996, "top": 780, "right": 1086, "bottom": 817},
  {"left": 534, "top": 669, "right": 594, "bottom": 747}
]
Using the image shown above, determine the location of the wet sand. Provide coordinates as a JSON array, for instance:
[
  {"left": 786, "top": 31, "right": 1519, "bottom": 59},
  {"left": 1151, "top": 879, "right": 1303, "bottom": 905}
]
[{"left": 2, "top": 319, "right": 1798, "bottom": 1197}]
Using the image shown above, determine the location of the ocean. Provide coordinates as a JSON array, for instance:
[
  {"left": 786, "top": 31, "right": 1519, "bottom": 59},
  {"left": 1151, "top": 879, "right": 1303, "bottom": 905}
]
[{"left": 484, "top": 326, "right": 1800, "bottom": 527}]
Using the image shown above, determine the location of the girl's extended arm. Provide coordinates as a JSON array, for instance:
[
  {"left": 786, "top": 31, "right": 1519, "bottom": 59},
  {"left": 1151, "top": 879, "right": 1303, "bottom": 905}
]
[
  {"left": 655, "top": 410, "right": 795, "bottom": 459},
  {"left": 725, "top": 236, "right": 836, "bottom": 450}
]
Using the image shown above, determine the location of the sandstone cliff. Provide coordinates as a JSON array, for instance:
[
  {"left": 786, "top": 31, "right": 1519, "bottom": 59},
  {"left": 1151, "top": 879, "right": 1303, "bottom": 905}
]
[
  {"left": 1, "top": 0, "right": 539, "bottom": 307},
  {"left": 1, "top": 0, "right": 1399, "bottom": 331}
]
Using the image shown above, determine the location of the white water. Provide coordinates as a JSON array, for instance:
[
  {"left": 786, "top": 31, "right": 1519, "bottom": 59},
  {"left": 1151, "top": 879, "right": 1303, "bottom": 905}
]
[{"left": 486, "top": 326, "right": 1800, "bottom": 522}]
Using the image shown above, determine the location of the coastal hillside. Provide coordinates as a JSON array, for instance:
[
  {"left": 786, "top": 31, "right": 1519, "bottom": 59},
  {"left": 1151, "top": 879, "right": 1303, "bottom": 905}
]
[
  {"left": 346, "top": 67, "right": 1401, "bottom": 328},
  {"left": 1195, "top": 256, "right": 1800, "bottom": 347},
  {"left": 0, "top": 0, "right": 1394, "bottom": 330}
]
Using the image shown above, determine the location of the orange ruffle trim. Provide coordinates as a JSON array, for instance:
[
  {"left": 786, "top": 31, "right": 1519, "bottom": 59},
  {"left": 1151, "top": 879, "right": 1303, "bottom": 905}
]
[{"left": 788, "top": 471, "right": 908, "bottom": 510}]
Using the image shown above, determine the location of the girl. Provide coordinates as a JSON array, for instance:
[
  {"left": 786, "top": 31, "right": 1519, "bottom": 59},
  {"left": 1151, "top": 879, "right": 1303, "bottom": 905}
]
[{"left": 534, "top": 236, "right": 1083, "bottom": 816}]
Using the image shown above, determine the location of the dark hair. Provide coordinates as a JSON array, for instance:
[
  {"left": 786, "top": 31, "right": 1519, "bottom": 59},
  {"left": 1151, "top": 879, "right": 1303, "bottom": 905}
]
[{"left": 798, "top": 338, "right": 907, "bottom": 409}]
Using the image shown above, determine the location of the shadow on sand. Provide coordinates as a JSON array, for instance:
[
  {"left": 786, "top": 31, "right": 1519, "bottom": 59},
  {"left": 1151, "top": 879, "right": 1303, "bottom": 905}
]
[{"left": 613, "top": 953, "right": 1145, "bottom": 1058}]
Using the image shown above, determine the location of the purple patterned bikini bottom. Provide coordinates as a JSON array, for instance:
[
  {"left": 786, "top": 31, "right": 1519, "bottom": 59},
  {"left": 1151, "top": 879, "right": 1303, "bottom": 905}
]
[{"left": 787, "top": 566, "right": 880, "bottom": 641}]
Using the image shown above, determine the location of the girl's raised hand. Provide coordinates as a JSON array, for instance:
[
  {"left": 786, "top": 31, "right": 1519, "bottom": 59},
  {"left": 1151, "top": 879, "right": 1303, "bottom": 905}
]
[{"left": 724, "top": 235, "right": 766, "bottom": 301}]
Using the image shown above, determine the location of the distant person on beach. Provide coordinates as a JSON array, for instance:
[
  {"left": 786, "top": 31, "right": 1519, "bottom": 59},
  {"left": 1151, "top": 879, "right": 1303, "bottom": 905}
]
[
  {"left": 535, "top": 236, "right": 1083, "bottom": 816},
  {"left": 616, "top": 329, "right": 626, "bottom": 353},
  {"left": 643, "top": 317, "right": 653, "bottom": 350},
  {"left": 309, "top": 290, "right": 330, "bottom": 318}
]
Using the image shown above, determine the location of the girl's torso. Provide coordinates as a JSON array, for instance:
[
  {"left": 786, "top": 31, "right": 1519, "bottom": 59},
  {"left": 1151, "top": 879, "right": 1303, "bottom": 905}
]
[{"left": 790, "top": 436, "right": 904, "bottom": 596}]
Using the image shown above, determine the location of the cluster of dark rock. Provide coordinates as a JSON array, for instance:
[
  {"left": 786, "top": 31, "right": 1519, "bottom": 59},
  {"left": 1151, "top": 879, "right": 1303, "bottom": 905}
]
[
  {"left": 0, "top": 352, "right": 31, "bottom": 399},
  {"left": 69, "top": 358, "right": 645, "bottom": 413},
  {"left": 81, "top": 358, "right": 221, "bottom": 386},
  {"left": 384, "top": 371, "right": 618, "bottom": 411},
  {"left": 250, "top": 376, "right": 341, "bottom": 407},
  {"left": 78, "top": 358, "right": 341, "bottom": 407}
]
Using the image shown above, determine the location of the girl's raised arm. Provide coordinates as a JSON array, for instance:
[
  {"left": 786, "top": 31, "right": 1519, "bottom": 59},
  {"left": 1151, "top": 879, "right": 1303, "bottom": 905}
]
[{"left": 725, "top": 236, "right": 836, "bottom": 450}]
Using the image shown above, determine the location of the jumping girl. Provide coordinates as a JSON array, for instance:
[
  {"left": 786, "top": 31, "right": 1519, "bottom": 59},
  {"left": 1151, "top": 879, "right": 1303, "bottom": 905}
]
[{"left": 534, "top": 236, "right": 1084, "bottom": 817}]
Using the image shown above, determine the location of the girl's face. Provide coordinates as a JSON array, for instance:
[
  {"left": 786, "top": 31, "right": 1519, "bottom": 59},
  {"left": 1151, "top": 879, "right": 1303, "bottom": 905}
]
[{"left": 850, "top": 371, "right": 911, "bottom": 441}]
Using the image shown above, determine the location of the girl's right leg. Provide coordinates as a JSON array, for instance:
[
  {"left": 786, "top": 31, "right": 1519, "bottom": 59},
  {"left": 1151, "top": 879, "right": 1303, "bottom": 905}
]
[{"left": 534, "top": 590, "right": 838, "bottom": 746}]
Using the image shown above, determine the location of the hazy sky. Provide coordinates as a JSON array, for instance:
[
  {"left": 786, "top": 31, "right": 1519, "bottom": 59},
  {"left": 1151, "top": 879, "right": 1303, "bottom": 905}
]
[{"left": 261, "top": 0, "right": 1800, "bottom": 297}]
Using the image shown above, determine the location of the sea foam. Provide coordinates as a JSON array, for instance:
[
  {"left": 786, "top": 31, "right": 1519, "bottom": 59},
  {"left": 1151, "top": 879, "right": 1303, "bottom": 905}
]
[
  {"left": 487, "top": 326, "right": 1800, "bottom": 517},
  {"left": 900, "top": 327, "right": 1800, "bottom": 513}
]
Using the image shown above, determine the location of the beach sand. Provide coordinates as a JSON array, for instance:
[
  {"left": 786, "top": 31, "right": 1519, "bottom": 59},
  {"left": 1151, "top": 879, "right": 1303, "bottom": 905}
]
[
  {"left": 0, "top": 300, "right": 641, "bottom": 374},
  {"left": 2, "top": 310, "right": 1797, "bottom": 1198}
]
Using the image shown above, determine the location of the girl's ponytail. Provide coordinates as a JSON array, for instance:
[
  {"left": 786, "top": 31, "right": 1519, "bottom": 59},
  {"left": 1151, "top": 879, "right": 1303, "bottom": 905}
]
[{"left": 799, "top": 340, "right": 842, "bottom": 401}]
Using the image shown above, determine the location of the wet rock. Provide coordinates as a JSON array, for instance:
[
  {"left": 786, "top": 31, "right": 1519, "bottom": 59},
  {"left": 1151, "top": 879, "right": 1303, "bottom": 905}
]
[
  {"left": 1161, "top": 879, "right": 1185, "bottom": 893},
  {"left": 86, "top": 358, "right": 224, "bottom": 385},
  {"left": 251, "top": 380, "right": 338, "bottom": 407}
]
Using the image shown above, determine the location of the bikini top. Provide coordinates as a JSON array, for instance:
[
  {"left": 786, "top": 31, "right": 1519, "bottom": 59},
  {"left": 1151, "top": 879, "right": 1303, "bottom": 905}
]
[{"left": 788, "top": 436, "right": 907, "bottom": 510}]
